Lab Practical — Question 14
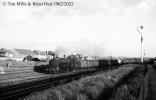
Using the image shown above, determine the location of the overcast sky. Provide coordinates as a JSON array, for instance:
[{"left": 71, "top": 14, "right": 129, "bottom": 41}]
[{"left": 0, "top": 0, "right": 156, "bottom": 57}]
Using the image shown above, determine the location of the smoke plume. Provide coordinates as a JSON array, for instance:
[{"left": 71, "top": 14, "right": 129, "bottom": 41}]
[{"left": 54, "top": 38, "right": 110, "bottom": 58}]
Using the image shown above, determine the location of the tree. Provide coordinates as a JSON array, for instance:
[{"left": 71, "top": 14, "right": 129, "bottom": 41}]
[
  {"left": 84, "top": 56, "right": 88, "bottom": 60},
  {"left": 33, "top": 50, "right": 40, "bottom": 55},
  {"left": 26, "top": 55, "right": 33, "bottom": 61},
  {"left": 76, "top": 54, "right": 83, "bottom": 59}
]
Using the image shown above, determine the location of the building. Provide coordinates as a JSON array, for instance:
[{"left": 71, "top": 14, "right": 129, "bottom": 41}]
[
  {"left": 33, "top": 50, "right": 51, "bottom": 59},
  {"left": 0, "top": 48, "right": 53, "bottom": 61},
  {"left": 0, "top": 48, "right": 14, "bottom": 57},
  {"left": 11, "top": 49, "right": 35, "bottom": 58},
  {"left": 0, "top": 48, "right": 7, "bottom": 57}
]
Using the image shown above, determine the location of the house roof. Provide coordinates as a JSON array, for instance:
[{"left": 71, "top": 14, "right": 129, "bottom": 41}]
[{"left": 13, "top": 49, "right": 35, "bottom": 55}]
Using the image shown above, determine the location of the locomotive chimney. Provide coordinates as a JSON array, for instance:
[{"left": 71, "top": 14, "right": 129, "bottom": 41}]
[{"left": 64, "top": 54, "right": 66, "bottom": 58}]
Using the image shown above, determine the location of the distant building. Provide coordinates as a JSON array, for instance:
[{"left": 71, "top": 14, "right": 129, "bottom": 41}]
[
  {"left": 0, "top": 48, "right": 7, "bottom": 57},
  {"left": 11, "top": 49, "right": 35, "bottom": 58},
  {"left": 0, "top": 48, "right": 14, "bottom": 57},
  {"left": 33, "top": 50, "right": 50, "bottom": 59},
  {"left": 0, "top": 48, "right": 53, "bottom": 60}
]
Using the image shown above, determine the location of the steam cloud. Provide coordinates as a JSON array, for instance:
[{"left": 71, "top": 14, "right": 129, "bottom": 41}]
[{"left": 54, "top": 39, "right": 110, "bottom": 58}]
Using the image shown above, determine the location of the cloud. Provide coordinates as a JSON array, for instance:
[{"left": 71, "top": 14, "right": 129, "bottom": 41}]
[
  {"left": 1, "top": 0, "right": 153, "bottom": 20},
  {"left": 1, "top": 0, "right": 155, "bottom": 21},
  {"left": 29, "top": 0, "right": 155, "bottom": 18},
  {"left": 124, "top": 0, "right": 156, "bottom": 15},
  {"left": 119, "top": 0, "right": 144, "bottom": 8},
  {"left": 27, "top": 0, "right": 124, "bottom": 18}
]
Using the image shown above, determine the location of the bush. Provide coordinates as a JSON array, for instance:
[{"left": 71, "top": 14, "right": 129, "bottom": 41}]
[
  {"left": 77, "top": 94, "right": 88, "bottom": 100},
  {"left": 46, "top": 89, "right": 63, "bottom": 100},
  {"left": 109, "top": 66, "right": 144, "bottom": 100},
  {"left": 21, "top": 64, "right": 138, "bottom": 100},
  {"left": 80, "top": 86, "right": 100, "bottom": 100},
  {"left": 58, "top": 86, "right": 77, "bottom": 100}
]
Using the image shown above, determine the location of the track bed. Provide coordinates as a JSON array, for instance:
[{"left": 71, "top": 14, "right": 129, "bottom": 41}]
[{"left": 0, "top": 66, "right": 115, "bottom": 100}]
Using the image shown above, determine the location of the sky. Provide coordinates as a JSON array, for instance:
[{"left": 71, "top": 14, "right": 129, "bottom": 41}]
[{"left": 0, "top": 0, "right": 156, "bottom": 57}]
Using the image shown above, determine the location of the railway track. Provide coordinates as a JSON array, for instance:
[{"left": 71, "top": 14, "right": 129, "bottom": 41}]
[
  {"left": 0, "top": 66, "right": 34, "bottom": 75},
  {"left": 0, "top": 68, "right": 108, "bottom": 100},
  {"left": 0, "top": 72, "right": 46, "bottom": 81}
]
